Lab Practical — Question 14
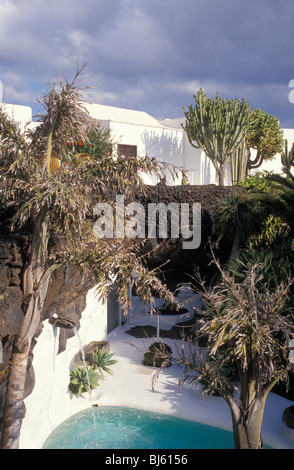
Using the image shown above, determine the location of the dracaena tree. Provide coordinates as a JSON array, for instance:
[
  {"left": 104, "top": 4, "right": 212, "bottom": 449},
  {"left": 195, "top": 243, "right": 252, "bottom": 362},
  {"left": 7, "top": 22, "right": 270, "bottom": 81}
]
[
  {"left": 182, "top": 89, "right": 251, "bottom": 186},
  {"left": 0, "top": 65, "right": 180, "bottom": 449},
  {"left": 179, "top": 255, "right": 294, "bottom": 449}
]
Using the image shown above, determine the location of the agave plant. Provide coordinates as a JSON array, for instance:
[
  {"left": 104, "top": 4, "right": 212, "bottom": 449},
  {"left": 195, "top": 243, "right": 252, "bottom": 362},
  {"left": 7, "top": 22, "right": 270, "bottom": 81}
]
[
  {"left": 226, "top": 244, "right": 294, "bottom": 292},
  {"left": 91, "top": 347, "right": 117, "bottom": 380},
  {"left": 69, "top": 365, "right": 99, "bottom": 397}
]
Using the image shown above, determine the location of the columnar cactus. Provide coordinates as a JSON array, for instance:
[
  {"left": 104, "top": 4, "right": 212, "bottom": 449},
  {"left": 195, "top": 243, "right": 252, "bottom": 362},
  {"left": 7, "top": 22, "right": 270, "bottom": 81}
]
[
  {"left": 230, "top": 139, "right": 249, "bottom": 185},
  {"left": 281, "top": 139, "right": 294, "bottom": 178}
]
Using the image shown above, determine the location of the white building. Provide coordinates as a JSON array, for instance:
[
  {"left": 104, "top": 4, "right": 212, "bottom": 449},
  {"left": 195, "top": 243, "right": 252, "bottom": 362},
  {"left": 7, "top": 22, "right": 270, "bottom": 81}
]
[
  {"left": 2, "top": 101, "right": 294, "bottom": 184},
  {"left": 0, "top": 103, "right": 35, "bottom": 134},
  {"left": 83, "top": 103, "right": 294, "bottom": 184},
  {"left": 256, "top": 128, "right": 294, "bottom": 175},
  {"left": 83, "top": 102, "right": 221, "bottom": 185}
]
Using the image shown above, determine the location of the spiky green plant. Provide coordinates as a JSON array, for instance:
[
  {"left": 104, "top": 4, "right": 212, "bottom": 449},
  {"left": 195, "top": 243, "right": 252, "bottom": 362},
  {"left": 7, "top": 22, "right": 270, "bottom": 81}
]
[
  {"left": 263, "top": 174, "right": 294, "bottom": 233},
  {"left": 69, "top": 365, "right": 99, "bottom": 397},
  {"left": 213, "top": 190, "right": 270, "bottom": 257},
  {"left": 226, "top": 244, "right": 294, "bottom": 293},
  {"left": 91, "top": 347, "right": 117, "bottom": 379}
]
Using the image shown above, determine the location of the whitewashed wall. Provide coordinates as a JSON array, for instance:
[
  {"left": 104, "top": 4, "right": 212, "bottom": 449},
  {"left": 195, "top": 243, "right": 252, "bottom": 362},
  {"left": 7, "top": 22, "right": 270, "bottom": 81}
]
[
  {"left": 256, "top": 128, "right": 294, "bottom": 175},
  {"left": 107, "top": 120, "right": 184, "bottom": 185},
  {"left": 4, "top": 101, "right": 294, "bottom": 185},
  {"left": 1, "top": 103, "right": 32, "bottom": 133},
  {"left": 162, "top": 118, "right": 226, "bottom": 185}
]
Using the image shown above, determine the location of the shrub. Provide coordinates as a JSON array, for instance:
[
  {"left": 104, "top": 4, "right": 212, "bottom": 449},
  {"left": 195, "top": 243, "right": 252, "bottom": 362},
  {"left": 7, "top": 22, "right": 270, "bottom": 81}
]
[
  {"left": 91, "top": 346, "right": 117, "bottom": 379},
  {"left": 68, "top": 365, "right": 99, "bottom": 397},
  {"left": 143, "top": 341, "right": 172, "bottom": 368}
]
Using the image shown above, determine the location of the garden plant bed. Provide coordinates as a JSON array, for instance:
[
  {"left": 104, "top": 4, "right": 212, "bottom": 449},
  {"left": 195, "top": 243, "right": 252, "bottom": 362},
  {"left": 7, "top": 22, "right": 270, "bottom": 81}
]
[
  {"left": 158, "top": 307, "right": 189, "bottom": 315},
  {"left": 125, "top": 319, "right": 194, "bottom": 340}
]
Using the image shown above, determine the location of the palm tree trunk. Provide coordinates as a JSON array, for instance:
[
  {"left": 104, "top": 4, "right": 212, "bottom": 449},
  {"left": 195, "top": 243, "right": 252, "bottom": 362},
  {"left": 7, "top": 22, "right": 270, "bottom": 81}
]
[
  {"left": 230, "top": 232, "right": 241, "bottom": 257},
  {"left": 228, "top": 401, "right": 250, "bottom": 449},
  {"left": 1, "top": 209, "right": 51, "bottom": 449},
  {"left": 0, "top": 272, "right": 57, "bottom": 449},
  {"left": 226, "top": 396, "right": 263, "bottom": 449},
  {"left": 225, "top": 373, "right": 283, "bottom": 449},
  {"left": 0, "top": 344, "right": 30, "bottom": 449}
]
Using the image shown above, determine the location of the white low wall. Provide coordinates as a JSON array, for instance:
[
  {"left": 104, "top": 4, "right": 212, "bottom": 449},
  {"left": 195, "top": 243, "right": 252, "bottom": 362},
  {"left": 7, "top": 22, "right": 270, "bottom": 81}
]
[{"left": 19, "top": 286, "right": 108, "bottom": 449}]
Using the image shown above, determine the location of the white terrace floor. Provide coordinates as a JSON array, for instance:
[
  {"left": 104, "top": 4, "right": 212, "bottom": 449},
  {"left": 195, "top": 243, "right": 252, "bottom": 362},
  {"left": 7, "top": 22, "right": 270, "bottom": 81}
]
[{"left": 19, "top": 288, "right": 294, "bottom": 449}]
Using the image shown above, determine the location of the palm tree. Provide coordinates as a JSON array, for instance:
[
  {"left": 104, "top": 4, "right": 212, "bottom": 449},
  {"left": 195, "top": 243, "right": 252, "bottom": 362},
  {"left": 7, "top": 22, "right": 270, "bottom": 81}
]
[
  {"left": 213, "top": 190, "right": 270, "bottom": 257},
  {"left": 0, "top": 66, "right": 180, "bottom": 449},
  {"left": 263, "top": 174, "right": 294, "bottom": 234}
]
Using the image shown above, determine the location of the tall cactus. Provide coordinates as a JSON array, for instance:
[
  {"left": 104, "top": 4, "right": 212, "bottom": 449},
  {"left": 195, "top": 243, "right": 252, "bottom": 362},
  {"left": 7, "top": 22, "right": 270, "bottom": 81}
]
[
  {"left": 230, "top": 138, "right": 249, "bottom": 185},
  {"left": 183, "top": 89, "right": 251, "bottom": 185},
  {"left": 281, "top": 139, "right": 294, "bottom": 179}
]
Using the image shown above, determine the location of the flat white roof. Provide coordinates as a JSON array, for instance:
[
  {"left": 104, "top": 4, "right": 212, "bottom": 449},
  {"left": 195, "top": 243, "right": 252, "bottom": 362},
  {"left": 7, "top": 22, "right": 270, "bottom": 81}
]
[
  {"left": 83, "top": 102, "right": 166, "bottom": 128},
  {"left": 159, "top": 118, "right": 185, "bottom": 129}
]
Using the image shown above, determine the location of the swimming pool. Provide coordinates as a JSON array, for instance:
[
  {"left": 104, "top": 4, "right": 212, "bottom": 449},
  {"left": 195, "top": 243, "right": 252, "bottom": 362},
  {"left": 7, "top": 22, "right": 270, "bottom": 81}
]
[{"left": 42, "top": 406, "right": 234, "bottom": 449}]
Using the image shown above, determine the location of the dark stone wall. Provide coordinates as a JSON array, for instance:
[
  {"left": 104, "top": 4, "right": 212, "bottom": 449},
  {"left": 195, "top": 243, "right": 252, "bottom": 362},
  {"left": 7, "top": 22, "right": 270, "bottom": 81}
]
[
  {"left": 0, "top": 234, "right": 26, "bottom": 338},
  {"left": 139, "top": 184, "right": 239, "bottom": 211}
]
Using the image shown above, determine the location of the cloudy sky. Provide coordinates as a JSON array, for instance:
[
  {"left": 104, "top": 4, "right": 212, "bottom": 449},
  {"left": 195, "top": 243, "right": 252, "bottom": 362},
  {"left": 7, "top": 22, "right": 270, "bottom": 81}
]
[{"left": 1, "top": 0, "right": 294, "bottom": 127}]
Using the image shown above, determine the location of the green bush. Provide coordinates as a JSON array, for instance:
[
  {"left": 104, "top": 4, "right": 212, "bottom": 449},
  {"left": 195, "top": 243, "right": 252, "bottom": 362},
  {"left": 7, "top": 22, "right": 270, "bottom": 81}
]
[
  {"left": 143, "top": 341, "right": 172, "bottom": 368},
  {"left": 91, "top": 346, "right": 117, "bottom": 379},
  {"left": 68, "top": 365, "right": 99, "bottom": 397}
]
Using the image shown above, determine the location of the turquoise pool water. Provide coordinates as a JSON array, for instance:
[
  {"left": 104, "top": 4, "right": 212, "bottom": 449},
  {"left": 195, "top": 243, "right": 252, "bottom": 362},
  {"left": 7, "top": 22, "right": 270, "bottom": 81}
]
[{"left": 42, "top": 406, "right": 234, "bottom": 449}]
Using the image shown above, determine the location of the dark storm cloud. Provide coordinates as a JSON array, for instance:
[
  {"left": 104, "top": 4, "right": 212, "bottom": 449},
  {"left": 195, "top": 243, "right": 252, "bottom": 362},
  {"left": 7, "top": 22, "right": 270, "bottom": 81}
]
[{"left": 1, "top": 0, "right": 294, "bottom": 126}]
